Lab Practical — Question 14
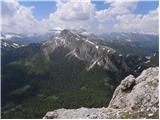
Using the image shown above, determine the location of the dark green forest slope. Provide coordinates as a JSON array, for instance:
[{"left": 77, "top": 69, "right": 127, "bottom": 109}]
[{"left": 2, "top": 46, "right": 118, "bottom": 118}]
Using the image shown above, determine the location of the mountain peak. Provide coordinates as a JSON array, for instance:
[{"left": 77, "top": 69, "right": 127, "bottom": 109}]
[
  {"left": 60, "top": 29, "right": 71, "bottom": 34},
  {"left": 59, "top": 29, "right": 83, "bottom": 39}
]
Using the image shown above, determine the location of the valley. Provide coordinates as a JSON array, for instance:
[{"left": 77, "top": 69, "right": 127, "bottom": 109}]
[{"left": 1, "top": 29, "right": 159, "bottom": 118}]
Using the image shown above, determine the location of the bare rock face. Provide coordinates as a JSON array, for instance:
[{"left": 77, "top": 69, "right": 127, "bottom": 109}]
[
  {"left": 120, "top": 75, "right": 135, "bottom": 91},
  {"left": 109, "top": 67, "right": 159, "bottom": 110},
  {"left": 43, "top": 30, "right": 157, "bottom": 74},
  {"left": 43, "top": 107, "right": 109, "bottom": 119},
  {"left": 43, "top": 67, "right": 159, "bottom": 119}
]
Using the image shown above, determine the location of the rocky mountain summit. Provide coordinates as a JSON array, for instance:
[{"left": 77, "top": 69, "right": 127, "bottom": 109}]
[
  {"left": 43, "top": 67, "right": 159, "bottom": 119},
  {"left": 43, "top": 29, "right": 118, "bottom": 72},
  {"left": 1, "top": 39, "right": 24, "bottom": 49},
  {"left": 42, "top": 29, "right": 157, "bottom": 75}
]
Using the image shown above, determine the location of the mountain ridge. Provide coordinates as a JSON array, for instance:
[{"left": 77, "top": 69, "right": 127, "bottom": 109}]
[
  {"left": 42, "top": 29, "right": 158, "bottom": 75},
  {"left": 1, "top": 29, "right": 159, "bottom": 118}
]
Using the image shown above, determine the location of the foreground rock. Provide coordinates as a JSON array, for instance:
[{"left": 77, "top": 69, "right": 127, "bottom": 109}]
[{"left": 43, "top": 67, "right": 159, "bottom": 119}]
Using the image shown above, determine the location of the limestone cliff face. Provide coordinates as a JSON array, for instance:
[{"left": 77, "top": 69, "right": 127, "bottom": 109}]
[
  {"left": 43, "top": 67, "right": 159, "bottom": 119},
  {"left": 42, "top": 30, "right": 158, "bottom": 74}
]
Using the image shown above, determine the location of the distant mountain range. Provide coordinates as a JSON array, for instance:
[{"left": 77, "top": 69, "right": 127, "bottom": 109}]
[
  {"left": 1, "top": 29, "right": 158, "bottom": 44},
  {"left": 1, "top": 29, "right": 159, "bottom": 118},
  {"left": 1, "top": 31, "right": 55, "bottom": 45}
]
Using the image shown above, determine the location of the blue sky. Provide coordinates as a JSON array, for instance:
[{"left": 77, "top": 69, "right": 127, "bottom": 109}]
[
  {"left": 19, "top": 1, "right": 159, "bottom": 20},
  {"left": 19, "top": 1, "right": 57, "bottom": 20},
  {"left": 1, "top": 0, "right": 159, "bottom": 34},
  {"left": 133, "top": 1, "right": 159, "bottom": 14}
]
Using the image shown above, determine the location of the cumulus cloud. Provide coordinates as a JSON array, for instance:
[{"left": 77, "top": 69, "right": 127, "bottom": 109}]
[
  {"left": 95, "top": 0, "right": 158, "bottom": 34},
  {"left": 1, "top": 0, "right": 46, "bottom": 34},
  {"left": 1, "top": 0, "right": 18, "bottom": 17},
  {"left": 1, "top": 0, "right": 159, "bottom": 34},
  {"left": 114, "top": 7, "right": 159, "bottom": 34},
  {"left": 96, "top": 0, "right": 137, "bottom": 22},
  {"left": 43, "top": 0, "right": 96, "bottom": 31}
]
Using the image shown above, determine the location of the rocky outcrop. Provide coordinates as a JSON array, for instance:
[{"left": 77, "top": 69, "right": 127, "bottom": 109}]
[
  {"left": 43, "top": 67, "right": 159, "bottom": 119},
  {"left": 43, "top": 29, "right": 119, "bottom": 72},
  {"left": 109, "top": 67, "right": 159, "bottom": 112},
  {"left": 43, "top": 29, "right": 155, "bottom": 74}
]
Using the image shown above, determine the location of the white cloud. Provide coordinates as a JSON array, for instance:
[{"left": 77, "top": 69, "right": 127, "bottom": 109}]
[
  {"left": 54, "top": 2, "right": 95, "bottom": 21},
  {"left": 1, "top": 0, "right": 18, "bottom": 17},
  {"left": 1, "top": 0, "right": 159, "bottom": 34},
  {"left": 1, "top": 0, "right": 45, "bottom": 34},
  {"left": 95, "top": 0, "right": 158, "bottom": 34},
  {"left": 114, "top": 7, "right": 159, "bottom": 34},
  {"left": 43, "top": 0, "right": 96, "bottom": 31},
  {"left": 35, "top": 0, "right": 100, "bottom": 34},
  {"left": 96, "top": 0, "right": 137, "bottom": 22}
]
